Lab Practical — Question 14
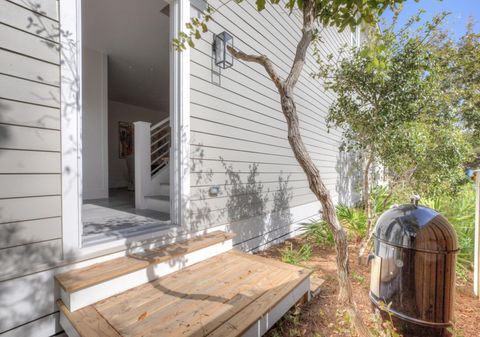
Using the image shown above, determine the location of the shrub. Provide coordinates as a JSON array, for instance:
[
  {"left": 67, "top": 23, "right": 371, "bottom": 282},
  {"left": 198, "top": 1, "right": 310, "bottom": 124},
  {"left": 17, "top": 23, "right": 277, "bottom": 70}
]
[
  {"left": 301, "top": 220, "right": 334, "bottom": 247},
  {"left": 281, "top": 242, "right": 313, "bottom": 265},
  {"left": 422, "top": 184, "right": 476, "bottom": 278}
]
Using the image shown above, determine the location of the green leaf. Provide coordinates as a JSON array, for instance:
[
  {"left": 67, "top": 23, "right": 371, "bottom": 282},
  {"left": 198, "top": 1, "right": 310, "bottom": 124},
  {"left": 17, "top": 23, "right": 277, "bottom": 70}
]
[{"left": 256, "top": 0, "right": 265, "bottom": 11}]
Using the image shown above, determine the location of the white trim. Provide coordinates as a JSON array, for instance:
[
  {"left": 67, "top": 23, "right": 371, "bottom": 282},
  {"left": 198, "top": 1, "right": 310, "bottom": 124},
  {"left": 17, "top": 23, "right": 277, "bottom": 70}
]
[
  {"left": 170, "top": 0, "right": 191, "bottom": 228},
  {"left": 474, "top": 171, "right": 480, "bottom": 297},
  {"left": 60, "top": 0, "right": 191, "bottom": 257},
  {"left": 60, "top": 0, "right": 82, "bottom": 259}
]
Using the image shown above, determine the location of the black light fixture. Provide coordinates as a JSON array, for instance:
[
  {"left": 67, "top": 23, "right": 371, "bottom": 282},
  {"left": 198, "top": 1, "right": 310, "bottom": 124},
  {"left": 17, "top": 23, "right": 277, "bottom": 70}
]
[{"left": 213, "top": 31, "right": 234, "bottom": 69}]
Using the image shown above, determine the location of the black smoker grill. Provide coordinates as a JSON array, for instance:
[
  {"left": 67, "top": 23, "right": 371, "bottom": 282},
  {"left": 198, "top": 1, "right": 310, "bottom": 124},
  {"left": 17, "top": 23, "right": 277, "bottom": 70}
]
[{"left": 369, "top": 201, "right": 458, "bottom": 337}]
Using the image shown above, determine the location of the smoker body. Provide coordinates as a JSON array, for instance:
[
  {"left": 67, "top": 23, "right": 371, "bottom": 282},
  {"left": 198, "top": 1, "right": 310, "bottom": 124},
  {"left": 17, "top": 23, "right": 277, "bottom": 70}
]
[{"left": 369, "top": 204, "right": 458, "bottom": 336}]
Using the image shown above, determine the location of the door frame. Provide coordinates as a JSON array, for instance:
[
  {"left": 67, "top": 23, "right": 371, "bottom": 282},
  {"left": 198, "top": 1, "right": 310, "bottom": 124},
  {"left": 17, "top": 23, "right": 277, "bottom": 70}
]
[{"left": 60, "top": 0, "right": 191, "bottom": 258}]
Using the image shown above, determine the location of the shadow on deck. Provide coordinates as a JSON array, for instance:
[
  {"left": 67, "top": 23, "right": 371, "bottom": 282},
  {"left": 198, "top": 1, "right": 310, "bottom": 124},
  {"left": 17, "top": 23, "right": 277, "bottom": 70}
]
[{"left": 58, "top": 250, "right": 312, "bottom": 337}]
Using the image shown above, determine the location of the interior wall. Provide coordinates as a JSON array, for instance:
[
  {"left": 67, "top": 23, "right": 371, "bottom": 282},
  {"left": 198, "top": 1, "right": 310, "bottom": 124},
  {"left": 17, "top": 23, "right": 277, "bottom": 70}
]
[
  {"left": 108, "top": 100, "right": 168, "bottom": 188},
  {"left": 82, "top": 48, "right": 109, "bottom": 200}
]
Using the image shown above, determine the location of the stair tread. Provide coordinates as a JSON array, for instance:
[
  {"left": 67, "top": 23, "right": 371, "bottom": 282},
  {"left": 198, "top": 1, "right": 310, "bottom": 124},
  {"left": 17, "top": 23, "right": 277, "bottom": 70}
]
[
  {"left": 58, "top": 251, "right": 312, "bottom": 337},
  {"left": 55, "top": 231, "right": 235, "bottom": 293},
  {"left": 145, "top": 194, "right": 169, "bottom": 201}
]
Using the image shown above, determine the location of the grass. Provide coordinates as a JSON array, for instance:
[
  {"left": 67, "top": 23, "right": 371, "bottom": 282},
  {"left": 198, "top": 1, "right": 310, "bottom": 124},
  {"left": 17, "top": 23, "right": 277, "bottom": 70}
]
[
  {"left": 281, "top": 242, "right": 312, "bottom": 265},
  {"left": 301, "top": 219, "right": 335, "bottom": 247}
]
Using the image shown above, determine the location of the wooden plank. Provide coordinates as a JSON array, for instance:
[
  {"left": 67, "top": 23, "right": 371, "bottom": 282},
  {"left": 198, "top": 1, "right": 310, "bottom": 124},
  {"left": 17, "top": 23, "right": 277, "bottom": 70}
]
[
  {"left": 133, "top": 259, "right": 286, "bottom": 337},
  {"left": 0, "top": 0, "right": 59, "bottom": 42},
  {"left": 0, "top": 74, "right": 60, "bottom": 108},
  {"left": 59, "top": 251, "right": 311, "bottom": 337},
  {"left": 0, "top": 149, "right": 60, "bottom": 173},
  {"left": 111, "top": 254, "right": 258, "bottom": 336},
  {"left": 0, "top": 24, "right": 59, "bottom": 64},
  {"left": 0, "top": 174, "right": 60, "bottom": 198},
  {"left": 0, "top": 216, "right": 61, "bottom": 249},
  {"left": 164, "top": 261, "right": 293, "bottom": 337},
  {"left": 0, "top": 238, "right": 62, "bottom": 275},
  {"left": 58, "top": 301, "right": 121, "bottom": 337},
  {"left": 207, "top": 269, "right": 311, "bottom": 337},
  {"left": 94, "top": 253, "right": 242, "bottom": 320},
  {"left": 0, "top": 195, "right": 61, "bottom": 224},
  {"left": 55, "top": 231, "right": 235, "bottom": 293},
  {"left": 0, "top": 124, "right": 60, "bottom": 151},
  {"left": 0, "top": 49, "right": 60, "bottom": 86},
  {"left": 8, "top": 0, "right": 59, "bottom": 21}
]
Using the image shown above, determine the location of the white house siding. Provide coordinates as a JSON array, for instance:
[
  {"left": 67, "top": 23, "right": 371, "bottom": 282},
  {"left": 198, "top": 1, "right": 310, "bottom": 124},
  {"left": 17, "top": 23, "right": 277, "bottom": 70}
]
[
  {"left": 190, "top": 0, "right": 358, "bottom": 251},
  {"left": 0, "top": 0, "right": 63, "bottom": 336}
]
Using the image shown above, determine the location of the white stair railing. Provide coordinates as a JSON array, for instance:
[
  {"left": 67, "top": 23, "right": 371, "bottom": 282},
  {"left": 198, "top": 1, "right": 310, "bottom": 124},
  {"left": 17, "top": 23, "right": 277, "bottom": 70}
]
[
  {"left": 150, "top": 117, "right": 170, "bottom": 177},
  {"left": 134, "top": 118, "right": 170, "bottom": 209}
]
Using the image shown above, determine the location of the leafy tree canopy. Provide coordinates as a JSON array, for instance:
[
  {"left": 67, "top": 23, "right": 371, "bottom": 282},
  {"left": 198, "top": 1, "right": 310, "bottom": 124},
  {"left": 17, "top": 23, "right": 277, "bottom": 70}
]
[
  {"left": 432, "top": 19, "right": 480, "bottom": 145},
  {"left": 319, "top": 12, "right": 474, "bottom": 196},
  {"left": 173, "top": 0, "right": 410, "bottom": 51}
]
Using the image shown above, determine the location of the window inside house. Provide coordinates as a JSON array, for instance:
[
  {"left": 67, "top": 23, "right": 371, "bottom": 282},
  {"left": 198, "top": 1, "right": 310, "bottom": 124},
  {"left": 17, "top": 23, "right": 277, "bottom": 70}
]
[{"left": 80, "top": 0, "right": 173, "bottom": 247}]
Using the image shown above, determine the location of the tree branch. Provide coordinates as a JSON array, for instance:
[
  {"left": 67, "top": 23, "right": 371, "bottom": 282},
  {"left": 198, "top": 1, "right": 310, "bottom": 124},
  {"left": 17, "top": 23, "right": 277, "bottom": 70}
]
[
  {"left": 285, "top": 0, "right": 315, "bottom": 90},
  {"left": 227, "top": 46, "right": 284, "bottom": 94}
]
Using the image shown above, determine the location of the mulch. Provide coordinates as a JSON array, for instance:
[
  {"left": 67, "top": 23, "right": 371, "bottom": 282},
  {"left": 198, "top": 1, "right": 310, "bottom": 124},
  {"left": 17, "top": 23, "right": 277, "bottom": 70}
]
[{"left": 256, "top": 238, "right": 479, "bottom": 337}]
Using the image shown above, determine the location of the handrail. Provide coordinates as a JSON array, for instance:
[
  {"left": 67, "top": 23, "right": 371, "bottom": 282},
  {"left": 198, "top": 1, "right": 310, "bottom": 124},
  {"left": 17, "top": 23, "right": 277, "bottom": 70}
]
[
  {"left": 151, "top": 117, "right": 169, "bottom": 131},
  {"left": 150, "top": 117, "right": 170, "bottom": 177}
]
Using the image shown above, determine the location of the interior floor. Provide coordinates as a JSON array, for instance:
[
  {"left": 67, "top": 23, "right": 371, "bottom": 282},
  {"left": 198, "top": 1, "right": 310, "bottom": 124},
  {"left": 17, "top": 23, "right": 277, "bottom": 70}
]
[{"left": 82, "top": 188, "right": 171, "bottom": 247}]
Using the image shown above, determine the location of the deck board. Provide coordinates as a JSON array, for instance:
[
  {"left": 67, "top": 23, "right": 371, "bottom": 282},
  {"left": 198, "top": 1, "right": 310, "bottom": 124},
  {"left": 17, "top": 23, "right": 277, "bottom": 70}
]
[
  {"left": 59, "top": 250, "right": 311, "bottom": 337},
  {"left": 55, "top": 231, "right": 235, "bottom": 292}
]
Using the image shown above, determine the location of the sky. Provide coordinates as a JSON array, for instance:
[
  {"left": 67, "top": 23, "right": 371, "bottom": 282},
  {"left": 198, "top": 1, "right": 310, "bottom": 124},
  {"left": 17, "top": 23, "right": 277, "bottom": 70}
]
[{"left": 382, "top": 0, "right": 480, "bottom": 40}]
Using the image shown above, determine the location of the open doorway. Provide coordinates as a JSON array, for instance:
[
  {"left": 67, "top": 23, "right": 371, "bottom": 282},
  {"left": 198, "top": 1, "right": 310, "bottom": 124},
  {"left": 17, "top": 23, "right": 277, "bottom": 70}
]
[{"left": 80, "top": 0, "right": 173, "bottom": 246}]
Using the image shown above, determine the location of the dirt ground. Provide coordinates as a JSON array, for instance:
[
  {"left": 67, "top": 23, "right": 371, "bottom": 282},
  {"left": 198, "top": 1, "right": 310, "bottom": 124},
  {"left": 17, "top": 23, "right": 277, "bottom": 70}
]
[{"left": 256, "top": 238, "right": 480, "bottom": 337}]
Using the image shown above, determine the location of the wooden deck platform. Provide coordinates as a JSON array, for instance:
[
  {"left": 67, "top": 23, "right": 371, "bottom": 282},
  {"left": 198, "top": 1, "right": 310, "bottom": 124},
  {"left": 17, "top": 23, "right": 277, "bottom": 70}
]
[{"left": 58, "top": 250, "right": 312, "bottom": 337}]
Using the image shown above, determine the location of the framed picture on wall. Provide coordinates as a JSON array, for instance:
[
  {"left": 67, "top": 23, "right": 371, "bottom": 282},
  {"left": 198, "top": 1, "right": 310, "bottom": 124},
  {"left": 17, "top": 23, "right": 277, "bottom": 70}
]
[{"left": 119, "top": 121, "right": 134, "bottom": 159}]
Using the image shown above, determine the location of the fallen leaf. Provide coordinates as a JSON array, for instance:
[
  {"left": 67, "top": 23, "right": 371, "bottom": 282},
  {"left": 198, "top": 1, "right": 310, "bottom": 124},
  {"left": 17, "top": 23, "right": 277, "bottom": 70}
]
[{"left": 138, "top": 312, "right": 148, "bottom": 321}]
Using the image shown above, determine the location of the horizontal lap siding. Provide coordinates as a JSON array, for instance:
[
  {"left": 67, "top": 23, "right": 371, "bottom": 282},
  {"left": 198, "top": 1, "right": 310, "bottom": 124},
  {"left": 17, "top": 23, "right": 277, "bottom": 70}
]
[
  {"left": 190, "top": 0, "right": 350, "bottom": 245},
  {"left": 0, "top": 3, "right": 62, "bottom": 334}
]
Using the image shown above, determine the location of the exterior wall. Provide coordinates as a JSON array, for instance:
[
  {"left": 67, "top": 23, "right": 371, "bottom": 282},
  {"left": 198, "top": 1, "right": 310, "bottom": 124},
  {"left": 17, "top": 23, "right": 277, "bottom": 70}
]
[
  {"left": 0, "top": 0, "right": 62, "bottom": 282},
  {"left": 189, "top": 0, "right": 359, "bottom": 251},
  {"left": 0, "top": 0, "right": 361, "bottom": 336},
  {"left": 0, "top": 1, "right": 63, "bottom": 336}
]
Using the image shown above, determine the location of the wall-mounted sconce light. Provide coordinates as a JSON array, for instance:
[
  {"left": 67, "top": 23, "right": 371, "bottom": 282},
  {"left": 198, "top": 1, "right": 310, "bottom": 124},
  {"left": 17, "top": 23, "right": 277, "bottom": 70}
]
[{"left": 213, "top": 31, "right": 234, "bottom": 69}]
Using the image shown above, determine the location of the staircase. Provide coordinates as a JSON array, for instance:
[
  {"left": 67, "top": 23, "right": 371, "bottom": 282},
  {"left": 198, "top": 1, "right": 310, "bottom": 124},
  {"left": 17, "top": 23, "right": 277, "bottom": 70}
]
[
  {"left": 134, "top": 118, "right": 171, "bottom": 214},
  {"left": 55, "top": 231, "right": 316, "bottom": 337}
]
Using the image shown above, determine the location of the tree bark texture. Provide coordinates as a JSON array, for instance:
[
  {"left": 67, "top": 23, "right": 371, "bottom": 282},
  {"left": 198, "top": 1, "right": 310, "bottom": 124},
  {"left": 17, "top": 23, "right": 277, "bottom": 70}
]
[
  {"left": 358, "top": 153, "right": 374, "bottom": 262},
  {"left": 229, "top": 1, "right": 371, "bottom": 336}
]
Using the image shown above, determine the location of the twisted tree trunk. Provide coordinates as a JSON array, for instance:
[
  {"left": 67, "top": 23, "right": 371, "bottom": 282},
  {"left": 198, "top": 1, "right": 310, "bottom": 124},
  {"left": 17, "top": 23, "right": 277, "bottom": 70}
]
[
  {"left": 358, "top": 152, "right": 374, "bottom": 262},
  {"left": 228, "top": 1, "right": 371, "bottom": 336}
]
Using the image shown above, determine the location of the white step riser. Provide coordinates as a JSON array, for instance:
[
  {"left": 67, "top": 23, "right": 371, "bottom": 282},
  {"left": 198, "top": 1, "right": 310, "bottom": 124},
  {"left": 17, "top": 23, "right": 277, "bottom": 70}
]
[
  {"left": 144, "top": 197, "right": 170, "bottom": 213},
  {"left": 61, "top": 239, "right": 233, "bottom": 312}
]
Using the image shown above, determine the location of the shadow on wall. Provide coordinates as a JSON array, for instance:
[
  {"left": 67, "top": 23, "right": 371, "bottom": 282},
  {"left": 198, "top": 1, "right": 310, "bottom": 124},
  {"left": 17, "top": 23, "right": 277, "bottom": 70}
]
[
  {"left": 189, "top": 144, "right": 298, "bottom": 252},
  {"left": 336, "top": 150, "right": 363, "bottom": 206},
  {"left": 0, "top": 3, "right": 79, "bottom": 334}
]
